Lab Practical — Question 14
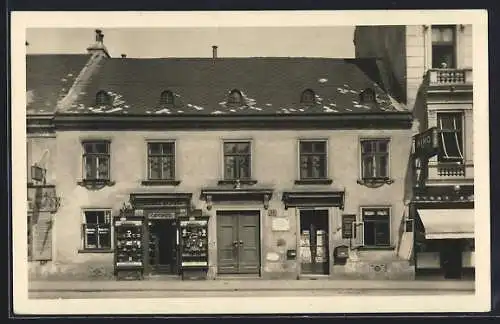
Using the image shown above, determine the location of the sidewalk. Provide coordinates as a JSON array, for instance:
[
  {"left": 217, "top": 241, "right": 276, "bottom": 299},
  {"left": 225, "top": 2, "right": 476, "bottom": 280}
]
[{"left": 29, "top": 279, "right": 475, "bottom": 292}]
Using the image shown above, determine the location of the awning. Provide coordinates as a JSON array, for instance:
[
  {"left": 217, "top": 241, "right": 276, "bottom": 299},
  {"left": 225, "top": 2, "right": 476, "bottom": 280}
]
[{"left": 417, "top": 209, "right": 474, "bottom": 239}]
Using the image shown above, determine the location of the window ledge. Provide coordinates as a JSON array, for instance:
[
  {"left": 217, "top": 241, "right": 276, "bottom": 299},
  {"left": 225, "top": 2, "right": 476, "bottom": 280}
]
[
  {"left": 357, "top": 178, "right": 394, "bottom": 188},
  {"left": 294, "top": 179, "right": 333, "bottom": 185},
  {"left": 77, "top": 179, "right": 116, "bottom": 190},
  {"left": 217, "top": 179, "right": 258, "bottom": 186},
  {"left": 78, "top": 249, "right": 114, "bottom": 254},
  {"left": 141, "top": 179, "right": 181, "bottom": 186},
  {"left": 356, "top": 246, "right": 395, "bottom": 251}
]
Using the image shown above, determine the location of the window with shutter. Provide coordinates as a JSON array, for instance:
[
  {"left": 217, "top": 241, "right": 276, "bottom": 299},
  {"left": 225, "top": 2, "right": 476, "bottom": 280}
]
[{"left": 32, "top": 211, "right": 53, "bottom": 261}]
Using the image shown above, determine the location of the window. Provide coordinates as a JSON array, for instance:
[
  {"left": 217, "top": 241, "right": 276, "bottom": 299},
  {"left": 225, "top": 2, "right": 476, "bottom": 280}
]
[
  {"left": 432, "top": 25, "right": 456, "bottom": 68},
  {"left": 96, "top": 90, "right": 111, "bottom": 106},
  {"left": 361, "top": 139, "right": 389, "bottom": 179},
  {"left": 223, "top": 141, "right": 251, "bottom": 180},
  {"left": 160, "top": 90, "right": 174, "bottom": 105},
  {"left": 360, "top": 88, "right": 376, "bottom": 104},
  {"left": 227, "top": 89, "right": 243, "bottom": 105},
  {"left": 300, "top": 89, "right": 316, "bottom": 104},
  {"left": 82, "top": 141, "right": 110, "bottom": 181},
  {"left": 437, "top": 112, "right": 464, "bottom": 162},
  {"left": 299, "top": 140, "right": 327, "bottom": 179},
  {"left": 147, "top": 142, "right": 175, "bottom": 180},
  {"left": 362, "top": 207, "right": 390, "bottom": 247},
  {"left": 82, "top": 210, "right": 112, "bottom": 250}
]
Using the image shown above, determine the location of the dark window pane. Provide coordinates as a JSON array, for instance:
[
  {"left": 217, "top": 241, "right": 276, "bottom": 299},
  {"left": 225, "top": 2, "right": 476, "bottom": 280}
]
[
  {"left": 300, "top": 156, "right": 309, "bottom": 179},
  {"left": 300, "top": 142, "right": 313, "bottom": 154},
  {"left": 378, "top": 155, "right": 388, "bottom": 177},
  {"left": 440, "top": 132, "right": 462, "bottom": 158},
  {"left": 83, "top": 143, "right": 94, "bottom": 154},
  {"left": 361, "top": 141, "right": 372, "bottom": 153},
  {"left": 362, "top": 156, "right": 374, "bottom": 178},
  {"left": 238, "top": 156, "right": 251, "bottom": 178},
  {"left": 364, "top": 221, "right": 375, "bottom": 246},
  {"left": 95, "top": 143, "right": 108, "bottom": 153},
  {"left": 224, "top": 156, "right": 236, "bottom": 179},
  {"left": 149, "top": 157, "right": 161, "bottom": 179},
  {"left": 162, "top": 142, "right": 175, "bottom": 155},
  {"left": 85, "top": 211, "right": 98, "bottom": 224},
  {"left": 432, "top": 46, "right": 455, "bottom": 68},
  {"left": 237, "top": 142, "right": 250, "bottom": 153},
  {"left": 97, "top": 157, "right": 109, "bottom": 179},
  {"left": 85, "top": 156, "right": 97, "bottom": 179},
  {"left": 224, "top": 143, "right": 237, "bottom": 154},
  {"left": 98, "top": 225, "right": 111, "bottom": 248},
  {"left": 377, "top": 141, "right": 388, "bottom": 153},
  {"left": 162, "top": 156, "right": 175, "bottom": 179},
  {"left": 313, "top": 142, "right": 326, "bottom": 153},
  {"left": 148, "top": 143, "right": 161, "bottom": 155},
  {"left": 374, "top": 222, "right": 390, "bottom": 245}
]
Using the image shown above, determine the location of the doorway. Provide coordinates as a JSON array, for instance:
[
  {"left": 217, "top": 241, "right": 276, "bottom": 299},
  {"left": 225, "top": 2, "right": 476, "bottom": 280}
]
[
  {"left": 217, "top": 210, "right": 260, "bottom": 275},
  {"left": 148, "top": 219, "right": 178, "bottom": 274},
  {"left": 441, "top": 239, "right": 463, "bottom": 279},
  {"left": 299, "top": 209, "right": 329, "bottom": 275}
]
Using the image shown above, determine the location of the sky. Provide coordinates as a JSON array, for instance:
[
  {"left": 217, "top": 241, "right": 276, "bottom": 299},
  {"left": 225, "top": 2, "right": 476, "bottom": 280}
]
[{"left": 26, "top": 27, "right": 355, "bottom": 58}]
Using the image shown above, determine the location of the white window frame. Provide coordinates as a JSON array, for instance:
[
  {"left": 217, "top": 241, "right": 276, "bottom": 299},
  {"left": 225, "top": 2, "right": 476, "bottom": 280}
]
[
  {"left": 359, "top": 206, "right": 392, "bottom": 248},
  {"left": 145, "top": 140, "right": 177, "bottom": 180},
  {"left": 221, "top": 138, "right": 254, "bottom": 181},
  {"left": 436, "top": 111, "right": 465, "bottom": 162},
  {"left": 425, "top": 25, "right": 461, "bottom": 70},
  {"left": 358, "top": 137, "right": 391, "bottom": 180},
  {"left": 297, "top": 138, "right": 329, "bottom": 180},
  {"left": 81, "top": 208, "right": 113, "bottom": 251},
  {"left": 81, "top": 140, "right": 111, "bottom": 181}
]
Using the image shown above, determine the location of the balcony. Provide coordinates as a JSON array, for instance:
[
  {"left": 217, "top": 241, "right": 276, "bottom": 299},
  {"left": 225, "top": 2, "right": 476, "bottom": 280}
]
[
  {"left": 428, "top": 68, "right": 473, "bottom": 86},
  {"left": 427, "top": 161, "right": 474, "bottom": 185}
]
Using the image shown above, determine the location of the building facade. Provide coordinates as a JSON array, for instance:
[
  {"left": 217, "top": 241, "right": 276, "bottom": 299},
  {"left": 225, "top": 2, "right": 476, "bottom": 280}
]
[
  {"left": 27, "top": 30, "right": 415, "bottom": 281},
  {"left": 354, "top": 24, "right": 474, "bottom": 279}
]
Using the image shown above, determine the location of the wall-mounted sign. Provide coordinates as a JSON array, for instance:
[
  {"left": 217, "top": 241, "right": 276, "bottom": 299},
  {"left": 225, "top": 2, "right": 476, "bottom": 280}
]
[
  {"left": 148, "top": 212, "right": 176, "bottom": 220},
  {"left": 31, "top": 165, "right": 46, "bottom": 182},
  {"left": 271, "top": 217, "right": 290, "bottom": 231},
  {"left": 413, "top": 127, "right": 440, "bottom": 159},
  {"left": 341, "top": 214, "right": 357, "bottom": 239}
]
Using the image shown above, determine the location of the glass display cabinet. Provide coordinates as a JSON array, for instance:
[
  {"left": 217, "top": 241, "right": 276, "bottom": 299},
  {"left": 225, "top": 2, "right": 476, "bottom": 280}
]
[
  {"left": 114, "top": 217, "right": 144, "bottom": 280},
  {"left": 179, "top": 215, "right": 209, "bottom": 280}
]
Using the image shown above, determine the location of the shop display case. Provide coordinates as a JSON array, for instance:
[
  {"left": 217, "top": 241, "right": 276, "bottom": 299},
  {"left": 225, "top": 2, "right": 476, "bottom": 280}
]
[
  {"left": 114, "top": 218, "right": 144, "bottom": 280},
  {"left": 179, "top": 216, "right": 209, "bottom": 280}
]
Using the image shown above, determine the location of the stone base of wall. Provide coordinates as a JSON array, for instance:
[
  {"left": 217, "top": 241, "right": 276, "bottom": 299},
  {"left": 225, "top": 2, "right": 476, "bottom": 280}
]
[
  {"left": 331, "top": 259, "right": 415, "bottom": 280},
  {"left": 29, "top": 261, "right": 115, "bottom": 281}
]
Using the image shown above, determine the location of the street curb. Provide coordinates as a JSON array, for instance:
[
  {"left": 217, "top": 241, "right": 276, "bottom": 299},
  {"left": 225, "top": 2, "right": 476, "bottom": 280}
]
[{"left": 29, "top": 288, "right": 475, "bottom": 293}]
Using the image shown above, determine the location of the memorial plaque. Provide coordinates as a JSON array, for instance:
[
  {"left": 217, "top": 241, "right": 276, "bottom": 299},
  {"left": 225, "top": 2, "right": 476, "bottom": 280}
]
[{"left": 271, "top": 217, "right": 290, "bottom": 231}]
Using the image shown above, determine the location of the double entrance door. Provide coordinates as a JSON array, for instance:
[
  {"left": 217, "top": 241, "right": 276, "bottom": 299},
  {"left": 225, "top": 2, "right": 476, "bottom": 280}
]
[{"left": 217, "top": 211, "right": 260, "bottom": 274}]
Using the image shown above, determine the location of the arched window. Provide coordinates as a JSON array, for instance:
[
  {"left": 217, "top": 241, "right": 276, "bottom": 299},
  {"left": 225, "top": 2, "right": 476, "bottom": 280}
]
[
  {"left": 160, "top": 90, "right": 174, "bottom": 105},
  {"left": 360, "top": 88, "right": 376, "bottom": 104},
  {"left": 96, "top": 90, "right": 111, "bottom": 106},
  {"left": 227, "top": 89, "right": 243, "bottom": 105},
  {"left": 300, "top": 89, "right": 316, "bottom": 104}
]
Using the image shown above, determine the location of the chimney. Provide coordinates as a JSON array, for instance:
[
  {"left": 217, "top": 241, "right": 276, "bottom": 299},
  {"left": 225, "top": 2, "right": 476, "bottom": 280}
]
[
  {"left": 87, "top": 29, "right": 110, "bottom": 57},
  {"left": 212, "top": 45, "right": 218, "bottom": 59},
  {"left": 121, "top": 54, "right": 127, "bottom": 58}
]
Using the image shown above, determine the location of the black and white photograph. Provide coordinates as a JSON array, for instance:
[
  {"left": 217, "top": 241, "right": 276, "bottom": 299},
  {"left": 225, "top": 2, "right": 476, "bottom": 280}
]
[{"left": 11, "top": 10, "right": 490, "bottom": 314}]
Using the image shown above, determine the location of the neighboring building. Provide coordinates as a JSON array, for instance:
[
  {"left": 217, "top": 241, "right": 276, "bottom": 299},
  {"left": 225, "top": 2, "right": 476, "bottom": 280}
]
[
  {"left": 27, "top": 30, "right": 415, "bottom": 281},
  {"left": 354, "top": 25, "right": 474, "bottom": 279}
]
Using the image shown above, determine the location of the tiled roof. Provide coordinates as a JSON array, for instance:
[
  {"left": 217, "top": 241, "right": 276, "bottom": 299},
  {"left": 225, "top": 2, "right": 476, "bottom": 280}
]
[
  {"left": 64, "top": 57, "right": 407, "bottom": 115},
  {"left": 26, "top": 54, "right": 91, "bottom": 114}
]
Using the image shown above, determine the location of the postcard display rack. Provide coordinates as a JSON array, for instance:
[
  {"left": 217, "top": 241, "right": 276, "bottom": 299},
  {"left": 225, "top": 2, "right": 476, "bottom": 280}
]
[
  {"left": 179, "top": 216, "right": 209, "bottom": 280},
  {"left": 300, "top": 228, "right": 328, "bottom": 274},
  {"left": 114, "top": 217, "right": 144, "bottom": 280}
]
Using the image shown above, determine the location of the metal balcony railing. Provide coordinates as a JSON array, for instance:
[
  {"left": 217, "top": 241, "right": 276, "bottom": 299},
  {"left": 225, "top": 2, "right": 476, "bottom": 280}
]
[{"left": 437, "top": 163, "right": 466, "bottom": 177}]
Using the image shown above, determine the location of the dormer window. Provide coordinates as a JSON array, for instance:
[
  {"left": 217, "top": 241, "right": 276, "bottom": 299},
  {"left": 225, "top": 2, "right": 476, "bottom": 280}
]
[
  {"left": 227, "top": 89, "right": 243, "bottom": 105},
  {"left": 160, "top": 90, "right": 174, "bottom": 105},
  {"left": 300, "top": 89, "right": 316, "bottom": 104},
  {"left": 360, "top": 88, "right": 376, "bottom": 104},
  {"left": 96, "top": 91, "right": 111, "bottom": 106}
]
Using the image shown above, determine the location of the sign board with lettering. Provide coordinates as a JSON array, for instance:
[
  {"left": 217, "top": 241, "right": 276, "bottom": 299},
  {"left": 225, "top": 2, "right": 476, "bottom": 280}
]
[
  {"left": 271, "top": 217, "right": 290, "bottom": 231},
  {"left": 342, "top": 214, "right": 357, "bottom": 239},
  {"left": 413, "top": 127, "right": 440, "bottom": 159}
]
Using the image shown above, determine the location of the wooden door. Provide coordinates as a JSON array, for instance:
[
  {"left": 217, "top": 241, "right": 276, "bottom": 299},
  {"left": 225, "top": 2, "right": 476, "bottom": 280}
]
[
  {"left": 217, "top": 213, "right": 239, "bottom": 273},
  {"left": 237, "top": 212, "right": 260, "bottom": 274},
  {"left": 217, "top": 211, "right": 260, "bottom": 274}
]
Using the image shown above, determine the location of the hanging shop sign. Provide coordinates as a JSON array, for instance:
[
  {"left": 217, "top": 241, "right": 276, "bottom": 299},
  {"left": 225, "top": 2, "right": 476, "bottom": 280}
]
[
  {"left": 31, "top": 164, "right": 46, "bottom": 183},
  {"left": 413, "top": 127, "right": 440, "bottom": 159}
]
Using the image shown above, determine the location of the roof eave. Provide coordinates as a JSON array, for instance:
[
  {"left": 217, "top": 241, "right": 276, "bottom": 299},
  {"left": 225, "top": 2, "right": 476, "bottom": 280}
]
[{"left": 53, "top": 112, "right": 413, "bottom": 131}]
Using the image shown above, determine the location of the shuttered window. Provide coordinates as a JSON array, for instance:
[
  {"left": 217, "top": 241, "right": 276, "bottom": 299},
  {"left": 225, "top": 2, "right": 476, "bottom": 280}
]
[{"left": 32, "top": 211, "right": 53, "bottom": 261}]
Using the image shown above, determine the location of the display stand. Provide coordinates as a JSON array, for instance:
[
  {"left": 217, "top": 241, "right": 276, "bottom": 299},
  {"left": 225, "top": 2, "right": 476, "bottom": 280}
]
[
  {"left": 114, "top": 215, "right": 144, "bottom": 280},
  {"left": 179, "top": 215, "right": 209, "bottom": 280}
]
